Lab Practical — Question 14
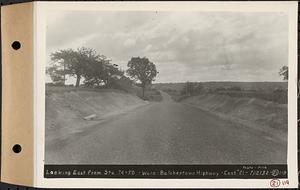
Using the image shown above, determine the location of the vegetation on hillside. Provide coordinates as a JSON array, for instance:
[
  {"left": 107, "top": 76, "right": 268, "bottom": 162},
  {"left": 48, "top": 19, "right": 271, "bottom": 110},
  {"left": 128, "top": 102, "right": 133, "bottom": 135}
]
[
  {"left": 48, "top": 47, "right": 125, "bottom": 87},
  {"left": 155, "top": 65, "right": 288, "bottom": 104},
  {"left": 47, "top": 47, "right": 160, "bottom": 100},
  {"left": 158, "top": 81, "right": 287, "bottom": 104}
]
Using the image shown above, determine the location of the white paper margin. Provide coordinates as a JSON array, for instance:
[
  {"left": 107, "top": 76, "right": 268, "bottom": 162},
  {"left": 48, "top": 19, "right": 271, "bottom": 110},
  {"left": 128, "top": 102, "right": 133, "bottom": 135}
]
[{"left": 34, "top": 1, "right": 298, "bottom": 188}]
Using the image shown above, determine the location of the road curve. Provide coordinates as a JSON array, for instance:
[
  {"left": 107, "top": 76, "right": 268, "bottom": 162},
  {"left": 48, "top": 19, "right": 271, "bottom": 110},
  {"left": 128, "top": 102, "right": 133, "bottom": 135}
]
[{"left": 46, "top": 91, "right": 287, "bottom": 164}]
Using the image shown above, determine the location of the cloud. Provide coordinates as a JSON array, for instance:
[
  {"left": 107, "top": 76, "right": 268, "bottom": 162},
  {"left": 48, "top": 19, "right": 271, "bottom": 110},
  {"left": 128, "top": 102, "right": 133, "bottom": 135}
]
[
  {"left": 124, "top": 38, "right": 137, "bottom": 47},
  {"left": 46, "top": 11, "right": 288, "bottom": 82}
]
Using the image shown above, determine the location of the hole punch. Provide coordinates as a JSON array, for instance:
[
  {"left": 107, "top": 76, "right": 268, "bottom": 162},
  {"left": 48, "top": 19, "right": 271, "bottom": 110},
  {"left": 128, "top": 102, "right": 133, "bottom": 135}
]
[
  {"left": 11, "top": 41, "right": 21, "bottom": 50},
  {"left": 12, "top": 144, "right": 22, "bottom": 153}
]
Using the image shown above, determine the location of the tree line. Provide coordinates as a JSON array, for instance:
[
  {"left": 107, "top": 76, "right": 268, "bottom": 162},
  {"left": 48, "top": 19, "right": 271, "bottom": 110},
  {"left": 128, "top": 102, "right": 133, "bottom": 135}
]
[
  {"left": 180, "top": 66, "right": 288, "bottom": 96},
  {"left": 47, "top": 47, "right": 158, "bottom": 98}
]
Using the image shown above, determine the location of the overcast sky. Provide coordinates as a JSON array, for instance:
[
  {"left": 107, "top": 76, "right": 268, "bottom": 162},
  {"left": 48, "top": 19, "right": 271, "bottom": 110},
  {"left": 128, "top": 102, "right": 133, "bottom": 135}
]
[{"left": 46, "top": 11, "right": 288, "bottom": 83}]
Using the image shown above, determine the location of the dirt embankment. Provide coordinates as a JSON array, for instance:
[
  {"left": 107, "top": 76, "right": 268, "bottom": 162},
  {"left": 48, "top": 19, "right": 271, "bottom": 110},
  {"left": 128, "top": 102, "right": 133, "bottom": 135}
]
[
  {"left": 181, "top": 94, "right": 287, "bottom": 140},
  {"left": 46, "top": 86, "right": 148, "bottom": 143}
]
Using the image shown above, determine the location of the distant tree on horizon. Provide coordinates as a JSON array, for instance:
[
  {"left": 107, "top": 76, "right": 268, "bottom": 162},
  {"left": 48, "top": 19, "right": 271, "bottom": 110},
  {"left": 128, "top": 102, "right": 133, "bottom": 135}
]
[
  {"left": 126, "top": 57, "right": 158, "bottom": 98},
  {"left": 279, "top": 66, "right": 288, "bottom": 81},
  {"left": 181, "top": 82, "right": 204, "bottom": 96}
]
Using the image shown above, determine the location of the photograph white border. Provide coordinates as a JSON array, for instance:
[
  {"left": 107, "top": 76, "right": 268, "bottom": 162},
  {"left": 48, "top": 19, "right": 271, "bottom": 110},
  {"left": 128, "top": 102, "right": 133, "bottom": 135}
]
[{"left": 34, "top": 1, "right": 298, "bottom": 188}]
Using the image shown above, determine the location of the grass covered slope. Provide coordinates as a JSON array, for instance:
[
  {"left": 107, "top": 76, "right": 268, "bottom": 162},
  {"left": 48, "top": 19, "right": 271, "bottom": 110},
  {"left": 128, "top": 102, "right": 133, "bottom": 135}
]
[
  {"left": 181, "top": 94, "right": 287, "bottom": 140},
  {"left": 46, "top": 86, "right": 148, "bottom": 143}
]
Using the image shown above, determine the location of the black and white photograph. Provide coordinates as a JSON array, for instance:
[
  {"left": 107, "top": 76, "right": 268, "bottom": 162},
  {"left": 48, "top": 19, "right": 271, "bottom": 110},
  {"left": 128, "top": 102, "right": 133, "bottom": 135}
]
[{"left": 44, "top": 8, "right": 290, "bottom": 168}]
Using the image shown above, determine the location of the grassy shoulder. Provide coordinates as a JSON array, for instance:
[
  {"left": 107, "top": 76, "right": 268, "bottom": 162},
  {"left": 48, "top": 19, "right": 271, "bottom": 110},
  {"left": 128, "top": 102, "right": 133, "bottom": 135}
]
[
  {"left": 155, "top": 82, "right": 288, "bottom": 138},
  {"left": 182, "top": 93, "right": 287, "bottom": 131},
  {"left": 45, "top": 86, "right": 149, "bottom": 143}
]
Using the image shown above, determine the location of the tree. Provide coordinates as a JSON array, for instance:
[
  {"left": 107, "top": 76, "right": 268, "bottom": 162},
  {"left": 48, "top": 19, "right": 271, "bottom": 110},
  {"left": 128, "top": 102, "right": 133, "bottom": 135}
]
[
  {"left": 48, "top": 47, "right": 127, "bottom": 88},
  {"left": 279, "top": 66, "right": 288, "bottom": 80},
  {"left": 83, "top": 56, "right": 124, "bottom": 88},
  {"left": 82, "top": 55, "right": 107, "bottom": 87},
  {"left": 127, "top": 57, "right": 157, "bottom": 98},
  {"left": 46, "top": 64, "right": 65, "bottom": 85},
  {"left": 102, "top": 61, "right": 124, "bottom": 87},
  {"left": 182, "top": 82, "right": 194, "bottom": 96},
  {"left": 49, "top": 49, "right": 75, "bottom": 86},
  {"left": 73, "top": 47, "right": 100, "bottom": 87},
  {"left": 185, "top": 82, "right": 194, "bottom": 96},
  {"left": 181, "top": 82, "right": 204, "bottom": 96},
  {"left": 50, "top": 47, "right": 100, "bottom": 87}
]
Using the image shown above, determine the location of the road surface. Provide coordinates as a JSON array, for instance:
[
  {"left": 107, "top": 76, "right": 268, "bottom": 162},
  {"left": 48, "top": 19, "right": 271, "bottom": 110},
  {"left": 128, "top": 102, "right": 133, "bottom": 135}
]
[{"left": 46, "top": 91, "right": 287, "bottom": 164}]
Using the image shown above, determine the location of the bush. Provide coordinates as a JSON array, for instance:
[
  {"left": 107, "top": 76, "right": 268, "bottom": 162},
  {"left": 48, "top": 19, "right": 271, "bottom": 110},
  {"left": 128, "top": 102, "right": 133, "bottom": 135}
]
[{"left": 110, "top": 76, "right": 134, "bottom": 92}]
